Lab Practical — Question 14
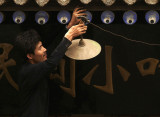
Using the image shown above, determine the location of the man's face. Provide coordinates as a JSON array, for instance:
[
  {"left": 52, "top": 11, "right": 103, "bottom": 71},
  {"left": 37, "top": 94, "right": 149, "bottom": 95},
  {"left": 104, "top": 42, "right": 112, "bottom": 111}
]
[{"left": 30, "top": 41, "right": 47, "bottom": 63}]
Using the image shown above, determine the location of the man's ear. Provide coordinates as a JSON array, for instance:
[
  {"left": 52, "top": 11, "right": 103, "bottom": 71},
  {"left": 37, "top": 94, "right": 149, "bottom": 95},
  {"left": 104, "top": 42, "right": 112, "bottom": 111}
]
[{"left": 27, "top": 53, "right": 33, "bottom": 60}]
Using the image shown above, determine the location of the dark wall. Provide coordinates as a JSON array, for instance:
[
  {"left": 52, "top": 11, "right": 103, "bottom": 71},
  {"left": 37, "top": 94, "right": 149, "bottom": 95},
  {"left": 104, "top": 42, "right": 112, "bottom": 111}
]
[{"left": 0, "top": 11, "right": 160, "bottom": 116}]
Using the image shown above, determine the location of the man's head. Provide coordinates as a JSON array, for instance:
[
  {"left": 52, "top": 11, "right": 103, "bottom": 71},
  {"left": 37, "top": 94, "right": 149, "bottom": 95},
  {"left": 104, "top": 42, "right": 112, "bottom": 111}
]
[{"left": 15, "top": 29, "right": 47, "bottom": 64}]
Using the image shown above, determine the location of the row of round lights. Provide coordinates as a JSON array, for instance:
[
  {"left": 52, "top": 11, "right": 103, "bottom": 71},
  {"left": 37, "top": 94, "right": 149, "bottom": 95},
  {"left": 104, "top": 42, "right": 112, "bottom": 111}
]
[
  {"left": 0, "top": 10, "right": 159, "bottom": 25},
  {"left": 0, "top": 0, "right": 159, "bottom": 6},
  {"left": 100, "top": 10, "right": 159, "bottom": 25}
]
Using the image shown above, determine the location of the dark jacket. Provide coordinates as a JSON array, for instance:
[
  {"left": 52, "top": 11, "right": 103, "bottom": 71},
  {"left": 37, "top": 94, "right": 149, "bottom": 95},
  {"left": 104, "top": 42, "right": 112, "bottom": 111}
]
[{"left": 17, "top": 37, "right": 71, "bottom": 117}]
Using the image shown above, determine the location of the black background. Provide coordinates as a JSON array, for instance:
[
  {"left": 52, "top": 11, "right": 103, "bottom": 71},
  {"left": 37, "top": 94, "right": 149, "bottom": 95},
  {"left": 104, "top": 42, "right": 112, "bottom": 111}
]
[{"left": 0, "top": 11, "right": 160, "bottom": 116}]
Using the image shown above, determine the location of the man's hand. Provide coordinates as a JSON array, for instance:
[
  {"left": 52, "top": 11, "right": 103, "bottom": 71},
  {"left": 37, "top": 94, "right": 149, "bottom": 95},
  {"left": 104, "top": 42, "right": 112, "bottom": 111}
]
[
  {"left": 65, "top": 24, "right": 87, "bottom": 41},
  {"left": 67, "top": 7, "right": 87, "bottom": 29}
]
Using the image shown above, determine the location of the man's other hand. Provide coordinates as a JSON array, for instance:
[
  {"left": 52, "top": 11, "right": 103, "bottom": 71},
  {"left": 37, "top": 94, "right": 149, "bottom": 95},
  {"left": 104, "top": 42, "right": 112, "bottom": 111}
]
[{"left": 67, "top": 7, "right": 87, "bottom": 29}]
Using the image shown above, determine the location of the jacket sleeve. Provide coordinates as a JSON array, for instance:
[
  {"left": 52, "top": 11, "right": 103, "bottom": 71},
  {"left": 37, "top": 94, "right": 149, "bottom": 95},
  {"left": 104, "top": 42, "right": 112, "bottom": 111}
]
[{"left": 47, "top": 26, "right": 68, "bottom": 56}]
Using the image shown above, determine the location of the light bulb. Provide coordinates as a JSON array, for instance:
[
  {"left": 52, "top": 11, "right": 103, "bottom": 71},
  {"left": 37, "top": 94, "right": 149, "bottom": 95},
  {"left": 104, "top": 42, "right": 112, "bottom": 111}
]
[
  {"left": 0, "top": 12, "right": 4, "bottom": 24},
  {"left": 35, "top": 11, "right": 49, "bottom": 25},
  {"left": 13, "top": 11, "right": 26, "bottom": 24},
  {"left": 123, "top": 0, "right": 137, "bottom": 5},
  {"left": 0, "top": 0, "right": 5, "bottom": 5},
  {"left": 123, "top": 10, "right": 137, "bottom": 25},
  {"left": 83, "top": 11, "right": 92, "bottom": 24},
  {"left": 101, "top": 11, "right": 115, "bottom": 24},
  {"left": 101, "top": 0, "right": 116, "bottom": 6},
  {"left": 57, "top": 0, "right": 70, "bottom": 6},
  {"left": 145, "top": 10, "right": 159, "bottom": 24},
  {"left": 57, "top": 10, "right": 71, "bottom": 24},
  {"left": 80, "top": 0, "right": 92, "bottom": 4},
  {"left": 13, "top": 0, "right": 28, "bottom": 5},
  {"left": 35, "top": 0, "right": 49, "bottom": 7},
  {"left": 145, "top": 0, "right": 158, "bottom": 5}
]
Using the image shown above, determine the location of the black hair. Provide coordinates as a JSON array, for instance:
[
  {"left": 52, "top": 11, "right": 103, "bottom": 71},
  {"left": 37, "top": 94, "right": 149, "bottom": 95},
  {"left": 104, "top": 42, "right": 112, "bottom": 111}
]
[{"left": 14, "top": 29, "right": 41, "bottom": 60}]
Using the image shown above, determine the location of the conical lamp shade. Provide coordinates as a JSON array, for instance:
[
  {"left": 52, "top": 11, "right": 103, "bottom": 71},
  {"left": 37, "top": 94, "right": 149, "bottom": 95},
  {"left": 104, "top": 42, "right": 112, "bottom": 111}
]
[{"left": 65, "top": 39, "right": 101, "bottom": 60}]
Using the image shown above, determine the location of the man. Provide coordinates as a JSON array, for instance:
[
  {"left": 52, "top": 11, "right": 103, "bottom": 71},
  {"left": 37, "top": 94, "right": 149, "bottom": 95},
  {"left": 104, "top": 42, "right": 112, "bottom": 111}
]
[{"left": 14, "top": 8, "right": 87, "bottom": 117}]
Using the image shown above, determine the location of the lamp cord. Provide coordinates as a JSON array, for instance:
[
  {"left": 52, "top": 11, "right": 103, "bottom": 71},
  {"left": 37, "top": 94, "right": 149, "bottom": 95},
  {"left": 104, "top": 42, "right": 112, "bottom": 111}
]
[{"left": 89, "top": 22, "right": 160, "bottom": 46}]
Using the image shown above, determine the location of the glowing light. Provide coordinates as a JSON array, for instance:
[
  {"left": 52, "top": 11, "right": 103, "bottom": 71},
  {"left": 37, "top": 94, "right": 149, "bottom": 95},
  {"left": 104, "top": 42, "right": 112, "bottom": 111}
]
[
  {"left": 145, "top": 10, "right": 159, "bottom": 24},
  {"left": 83, "top": 11, "right": 92, "bottom": 24},
  {"left": 0, "top": 12, "right": 4, "bottom": 24},
  {"left": 13, "top": 0, "right": 28, "bottom": 5},
  {"left": 101, "top": 0, "right": 116, "bottom": 6},
  {"left": 123, "top": 0, "right": 136, "bottom": 5},
  {"left": 80, "top": 0, "right": 92, "bottom": 4},
  {"left": 35, "top": 11, "right": 49, "bottom": 25},
  {"left": 101, "top": 11, "right": 115, "bottom": 24},
  {"left": 0, "top": 0, "right": 5, "bottom": 5},
  {"left": 13, "top": 11, "right": 26, "bottom": 24},
  {"left": 57, "top": 10, "right": 71, "bottom": 24},
  {"left": 57, "top": 0, "right": 70, "bottom": 6},
  {"left": 123, "top": 10, "right": 137, "bottom": 25},
  {"left": 145, "top": 0, "right": 158, "bottom": 5},
  {"left": 35, "top": 0, "right": 49, "bottom": 7}
]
